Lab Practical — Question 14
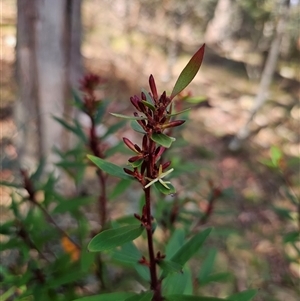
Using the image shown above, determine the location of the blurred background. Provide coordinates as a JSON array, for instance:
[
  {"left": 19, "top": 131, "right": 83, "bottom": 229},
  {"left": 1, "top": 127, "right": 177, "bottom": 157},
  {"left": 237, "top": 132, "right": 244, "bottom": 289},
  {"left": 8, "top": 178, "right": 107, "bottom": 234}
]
[{"left": 0, "top": 0, "right": 299, "bottom": 300}]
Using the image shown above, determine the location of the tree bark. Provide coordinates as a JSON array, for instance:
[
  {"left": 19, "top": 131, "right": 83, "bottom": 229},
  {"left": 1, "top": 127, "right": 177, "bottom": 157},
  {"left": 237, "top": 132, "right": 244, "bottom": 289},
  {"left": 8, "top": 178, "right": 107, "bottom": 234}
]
[
  {"left": 229, "top": 0, "right": 290, "bottom": 151},
  {"left": 15, "top": 0, "right": 83, "bottom": 170}
]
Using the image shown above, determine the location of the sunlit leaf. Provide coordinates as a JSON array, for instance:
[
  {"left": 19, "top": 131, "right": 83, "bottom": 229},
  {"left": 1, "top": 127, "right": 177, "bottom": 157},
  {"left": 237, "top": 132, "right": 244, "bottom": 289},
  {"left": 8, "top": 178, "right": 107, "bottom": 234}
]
[
  {"left": 151, "top": 133, "right": 176, "bottom": 148},
  {"left": 88, "top": 225, "right": 144, "bottom": 252},
  {"left": 170, "top": 44, "right": 205, "bottom": 99}
]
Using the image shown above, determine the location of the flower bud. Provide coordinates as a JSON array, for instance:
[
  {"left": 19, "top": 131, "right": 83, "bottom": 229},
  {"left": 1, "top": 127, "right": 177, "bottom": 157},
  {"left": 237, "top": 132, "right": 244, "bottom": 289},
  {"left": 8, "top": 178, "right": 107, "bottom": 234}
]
[
  {"left": 123, "top": 137, "right": 140, "bottom": 153},
  {"left": 149, "top": 74, "right": 158, "bottom": 101},
  {"left": 161, "top": 120, "right": 185, "bottom": 129}
]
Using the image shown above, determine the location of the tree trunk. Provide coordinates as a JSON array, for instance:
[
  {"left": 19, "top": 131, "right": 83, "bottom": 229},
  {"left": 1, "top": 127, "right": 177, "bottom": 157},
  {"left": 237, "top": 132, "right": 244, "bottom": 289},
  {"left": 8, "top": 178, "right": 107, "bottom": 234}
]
[
  {"left": 228, "top": 0, "right": 290, "bottom": 151},
  {"left": 204, "top": 0, "right": 233, "bottom": 46},
  {"left": 15, "top": 0, "right": 83, "bottom": 170}
]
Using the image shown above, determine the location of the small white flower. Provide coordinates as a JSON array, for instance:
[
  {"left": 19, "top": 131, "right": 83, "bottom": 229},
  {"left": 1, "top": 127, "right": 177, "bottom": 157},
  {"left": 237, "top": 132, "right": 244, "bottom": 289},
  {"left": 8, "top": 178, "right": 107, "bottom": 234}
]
[{"left": 144, "top": 165, "right": 174, "bottom": 189}]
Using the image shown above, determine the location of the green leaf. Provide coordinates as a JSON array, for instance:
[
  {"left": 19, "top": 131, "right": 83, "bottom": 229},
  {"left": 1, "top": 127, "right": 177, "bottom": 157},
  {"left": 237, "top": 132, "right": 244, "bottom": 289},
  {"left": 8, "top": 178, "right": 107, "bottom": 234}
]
[
  {"left": 170, "top": 44, "right": 205, "bottom": 99},
  {"left": 94, "top": 99, "right": 109, "bottom": 124},
  {"left": 158, "top": 260, "right": 183, "bottom": 274},
  {"left": 73, "top": 292, "right": 135, "bottom": 301},
  {"left": 72, "top": 89, "right": 83, "bottom": 110},
  {"left": 109, "top": 179, "right": 132, "bottom": 200},
  {"left": 103, "top": 120, "right": 127, "bottom": 139},
  {"left": 30, "top": 157, "right": 46, "bottom": 182},
  {"left": 185, "top": 96, "right": 208, "bottom": 104},
  {"left": 53, "top": 196, "right": 94, "bottom": 214},
  {"left": 154, "top": 181, "right": 176, "bottom": 195},
  {"left": 167, "top": 108, "right": 191, "bottom": 117},
  {"left": 141, "top": 100, "right": 156, "bottom": 111},
  {"left": 111, "top": 241, "right": 142, "bottom": 265},
  {"left": 131, "top": 120, "right": 146, "bottom": 133},
  {"left": 163, "top": 266, "right": 193, "bottom": 295},
  {"left": 165, "top": 295, "right": 233, "bottom": 301},
  {"left": 124, "top": 291, "right": 154, "bottom": 301},
  {"left": 227, "top": 289, "right": 257, "bottom": 301},
  {"left": 110, "top": 113, "right": 147, "bottom": 120},
  {"left": 87, "top": 155, "right": 132, "bottom": 180},
  {"left": 199, "top": 272, "right": 231, "bottom": 286},
  {"left": 151, "top": 133, "right": 176, "bottom": 148},
  {"left": 284, "top": 231, "right": 299, "bottom": 243},
  {"left": 0, "top": 181, "right": 22, "bottom": 188},
  {"left": 88, "top": 225, "right": 144, "bottom": 252},
  {"left": 270, "top": 146, "right": 282, "bottom": 167},
  {"left": 166, "top": 228, "right": 185, "bottom": 258},
  {"left": 169, "top": 228, "right": 212, "bottom": 268},
  {"left": 198, "top": 248, "right": 217, "bottom": 283}
]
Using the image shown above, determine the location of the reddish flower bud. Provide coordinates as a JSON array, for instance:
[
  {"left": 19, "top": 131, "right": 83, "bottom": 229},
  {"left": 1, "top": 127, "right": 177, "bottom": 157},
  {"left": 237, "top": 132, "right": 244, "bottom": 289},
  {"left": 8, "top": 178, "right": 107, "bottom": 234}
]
[
  {"left": 142, "top": 135, "right": 148, "bottom": 150},
  {"left": 154, "top": 146, "right": 166, "bottom": 159},
  {"left": 162, "top": 161, "right": 171, "bottom": 170},
  {"left": 123, "top": 137, "right": 140, "bottom": 153},
  {"left": 128, "top": 155, "right": 143, "bottom": 163},
  {"left": 149, "top": 74, "right": 158, "bottom": 101},
  {"left": 124, "top": 168, "right": 135, "bottom": 176},
  {"left": 130, "top": 96, "right": 142, "bottom": 112},
  {"left": 161, "top": 120, "right": 185, "bottom": 129}
]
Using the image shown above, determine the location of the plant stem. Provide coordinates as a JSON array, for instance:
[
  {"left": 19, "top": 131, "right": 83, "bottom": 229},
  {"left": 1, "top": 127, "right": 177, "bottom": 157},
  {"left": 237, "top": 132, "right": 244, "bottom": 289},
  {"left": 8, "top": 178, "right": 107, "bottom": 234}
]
[
  {"left": 145, "top": 137, "right": 162, "bottom": 301},
  {"left": 89, "top": 117, "right": 107, "bottom": 227}
]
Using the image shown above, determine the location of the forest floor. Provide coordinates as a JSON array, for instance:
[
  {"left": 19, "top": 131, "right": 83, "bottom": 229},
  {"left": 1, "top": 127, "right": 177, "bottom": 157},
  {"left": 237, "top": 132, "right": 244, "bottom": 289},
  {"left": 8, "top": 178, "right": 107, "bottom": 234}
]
[{"left": 0, "top": 1, "right": 299, "bottom": 301}]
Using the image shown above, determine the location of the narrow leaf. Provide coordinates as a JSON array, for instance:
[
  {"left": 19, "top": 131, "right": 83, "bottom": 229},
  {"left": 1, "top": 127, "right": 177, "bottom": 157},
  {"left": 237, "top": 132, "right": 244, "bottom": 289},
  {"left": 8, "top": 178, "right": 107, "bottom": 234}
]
[
  {"left": 167, "top": 108, "right": 191, "bottom": 117},
  {"left": 164, "top": 228, "right": 212, "bottom": 278},
  {"left": 125, "top": 291, "right": 154, "bottom": 301},
  {"left": 110, "top": 113, "right": 147, "bottom": 120},
  {"left": 141, "top": 100, "right": 156, "bottom": 111},
  {"left": 0, "top": 181, "right": 22, "bottom": 188},
  {"left": 131, "top": 120, "right": 146, "bottom": 133},
  {"left": 87, "top": 155, "right": 132, "bottom": 180},
  {"left": 151, "top": 133, "right": 176, "bottom": 148},
  {"left": 227, "top": 289, "right": 257, "bottom": 301},
  {"left": 88, "top": 225, "right": 144, "bottom": 252},
  {"left": 158, "top": 260, "right": 183, "bottom": 274},
  {"left": 165, "top": 295, "right": 234, "bottom": 301},
  {"left": 109, "top": 179, "right": 132, "bottom": 200},
  {"left": 73, "top": 292, "right": 135, "bottom": 301},
  {"left": 170, "top": 44, "right": 205, "bottom": 100}
]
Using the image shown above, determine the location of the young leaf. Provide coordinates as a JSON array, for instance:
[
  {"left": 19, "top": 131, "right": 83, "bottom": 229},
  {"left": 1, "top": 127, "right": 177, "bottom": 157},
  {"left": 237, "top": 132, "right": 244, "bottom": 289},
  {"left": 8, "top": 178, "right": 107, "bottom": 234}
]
[
  {"left": 227, "top": 289, "right": 257, "bottom": 301},
  {"left": 110, "top": 113, "right": 147, "bottom": 120},
  {"left": 124, "top": 291, "right": 154, "bottom": 301},
  {"left": 87, "top": 155, "right": 132, "bottom": 180},
  {"left": 88, "top": 225, "right": 144, "bottom": 252},
  {"left": 166, "top": 228, "right": 212, "bottom": 275},
  {"left": 73, "top": 292, "right": 135, "bottom": 301},
  {"left": 151, "top": 133, "right": 176, "bottom": 148},
  {"left": 154, "top": 181, "right": 176, "bottom": 195},
  {"left": 170, "top": 44, "right": 205, "bottom": 100},
  {"left": 165, "top": 295, "right": 233, "bottom": 301},
  {"left": 158, "top": 260, "right": 183, "bottom": 274}
]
